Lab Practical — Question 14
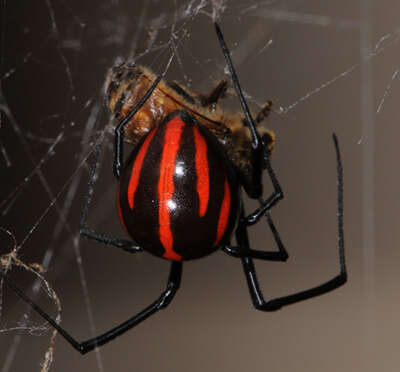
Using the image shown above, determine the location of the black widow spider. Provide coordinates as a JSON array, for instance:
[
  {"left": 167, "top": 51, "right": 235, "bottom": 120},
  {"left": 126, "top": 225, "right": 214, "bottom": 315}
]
[{"left": 2, "top": 22, "right": 347, "bottom": 354}]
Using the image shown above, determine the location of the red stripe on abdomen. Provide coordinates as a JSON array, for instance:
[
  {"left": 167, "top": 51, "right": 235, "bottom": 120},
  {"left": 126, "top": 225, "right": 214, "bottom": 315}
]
[
  {"left": 158, "top": 117, "right": 184, "bottom": 261},
  {"left": 127, "top": 129, "right": 156, "bottom": 210},
  {"left": 213, "top": 178, "right": 231, "bottom": 246},
  {"left": 193, "top": 126, "right": 209, "bottom": 217}
]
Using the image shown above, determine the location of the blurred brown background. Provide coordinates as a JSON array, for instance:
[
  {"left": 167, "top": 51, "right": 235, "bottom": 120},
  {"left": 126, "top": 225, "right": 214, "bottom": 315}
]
[{"left": 1, "top": 0, "right": 399, "bottom": 371}]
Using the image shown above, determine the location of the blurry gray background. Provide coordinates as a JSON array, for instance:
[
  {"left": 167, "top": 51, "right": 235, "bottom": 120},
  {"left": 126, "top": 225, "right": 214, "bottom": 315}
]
[{"left": 1, "top": 0, "right": 399, "bottom": 371}]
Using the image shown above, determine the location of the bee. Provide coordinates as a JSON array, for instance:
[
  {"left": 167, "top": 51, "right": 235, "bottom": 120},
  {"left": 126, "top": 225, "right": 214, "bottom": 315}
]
[{"left": 104, "top": 63, "right": 275, "bottom": 197}]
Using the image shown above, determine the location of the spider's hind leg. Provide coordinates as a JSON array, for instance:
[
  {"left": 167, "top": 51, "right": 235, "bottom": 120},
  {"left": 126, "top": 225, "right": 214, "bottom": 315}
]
[{"left": 2, "top": 261, "right": 182, "bottom": 354}]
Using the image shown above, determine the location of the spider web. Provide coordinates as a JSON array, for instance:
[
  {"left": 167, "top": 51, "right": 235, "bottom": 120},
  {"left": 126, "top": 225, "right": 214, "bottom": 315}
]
[{"left": 0, "top": 0, "right": 399, "bottom": 371}]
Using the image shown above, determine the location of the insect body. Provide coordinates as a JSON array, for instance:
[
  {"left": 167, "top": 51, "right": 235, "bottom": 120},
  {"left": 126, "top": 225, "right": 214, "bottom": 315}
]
[
  {"left": 118, "top": 110, "right": 240, "bottom": 260},
  {"left": 105, "top": 63, "right": 274, "bottom": 197}
]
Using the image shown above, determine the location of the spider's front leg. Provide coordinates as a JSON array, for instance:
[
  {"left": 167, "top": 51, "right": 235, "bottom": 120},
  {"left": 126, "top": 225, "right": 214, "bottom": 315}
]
[
  {"left": 214, "top": 22, "right": 286, "bottom": 260},
  {"left": 237, "top": 134, "right": 347, "bottom": 311},
  {"left": 214, "top": 21, "right": 347, "bottom": 308}
]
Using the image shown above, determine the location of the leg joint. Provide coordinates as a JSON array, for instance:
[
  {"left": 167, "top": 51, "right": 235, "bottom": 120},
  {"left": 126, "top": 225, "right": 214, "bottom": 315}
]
[{"left": 254, "top": 299, "right": 283, "bottom": 312}]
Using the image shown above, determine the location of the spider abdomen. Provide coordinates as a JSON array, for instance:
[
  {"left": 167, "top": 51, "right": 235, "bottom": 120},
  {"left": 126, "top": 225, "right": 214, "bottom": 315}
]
[{"left": 118, "top": 110, "right": 240, "bottom": 261}]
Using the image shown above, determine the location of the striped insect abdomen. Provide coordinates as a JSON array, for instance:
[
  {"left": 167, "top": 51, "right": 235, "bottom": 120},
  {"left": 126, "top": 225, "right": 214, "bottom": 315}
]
[{"left": 118, "top": 110, "right": 240, "bottom": 261}]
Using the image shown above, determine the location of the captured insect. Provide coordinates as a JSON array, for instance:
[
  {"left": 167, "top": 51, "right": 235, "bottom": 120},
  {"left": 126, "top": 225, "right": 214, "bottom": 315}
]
[{"left": 2, "top": 22, "right": 347, "bottom": 354}]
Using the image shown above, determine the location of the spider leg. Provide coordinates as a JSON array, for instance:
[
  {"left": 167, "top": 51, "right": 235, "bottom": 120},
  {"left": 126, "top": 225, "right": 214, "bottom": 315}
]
[
  {"left": 2, "top": 261, "right": 182, "bottom": 354},
  {"left": 243, "top": 148, "right": 283, "bottom": 226},
  {"left": 236, "top": 134, "right": 347, "bottom": 310},
  {"left": 79, "top": 140, "right": 142, "bottom": 254},
  {"left": 85, "top": 72, "right": 163, "bottom": 252},
  {"left": 214, "top": 22, "right": 282, "bottom": 214},
  {"left": 113, "top": 74, "right": 162, "bottom": 179},
  {"left": 214, "top": 22, "right": 285, "bottom": 258},
  {"left": 222, "top": 209, "right": 288, "bottom": 261}
]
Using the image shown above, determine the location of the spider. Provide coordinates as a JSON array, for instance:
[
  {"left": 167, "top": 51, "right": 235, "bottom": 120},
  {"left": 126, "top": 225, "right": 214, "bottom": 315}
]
[{"left": 2, "top": 22, "right": 347, "bottom": 355}]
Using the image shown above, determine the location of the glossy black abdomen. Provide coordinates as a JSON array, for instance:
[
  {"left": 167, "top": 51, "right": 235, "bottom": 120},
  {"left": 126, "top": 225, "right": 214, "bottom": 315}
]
[{"left": 118, "top": 110, "right": 239, "bottom": 261}]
